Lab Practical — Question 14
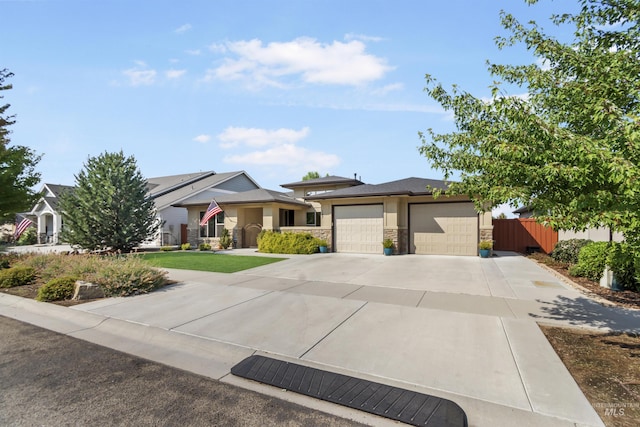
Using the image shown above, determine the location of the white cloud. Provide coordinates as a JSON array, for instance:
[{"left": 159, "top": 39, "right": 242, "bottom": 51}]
[
  {"left": 193, "top": 134, "right": 211, "bottom": 143},
  {"left": 122, "top": 67, "right": 157, "bottom": 86},
  {"left": 166, "top": 69, "right": 187, "bottom": 79},
  {"left": 205, "top": 37, "right": 392, "bottom": 87},
  {"left": 224, "top": 143, "right": 340, "bottom": 170},
  {"left": 186, "top": 49, "right": 201, "bottom": 56},
  {"left": 217, "top": 126, "right": 339, "bottom": 172},
  {"left": 174, "top": 23, "right": 192, "bottom": 34},
  {"left": 208, "top": 43, "right": 227, "bottom": 53},
  {"left": 344, "top": 33, "right": 384, "bottom": 42},
  {"left": 370, "top": 83, "right": 404, "bottom": 96},
  {"left": 492, "top": 203, "right": 517, "bottom": 219},
  {"left": 217, "top": 126, "right": 310, "bottom": 148},
  {"left": 536, "top": 58, "right": 552, "bottom": 71}
]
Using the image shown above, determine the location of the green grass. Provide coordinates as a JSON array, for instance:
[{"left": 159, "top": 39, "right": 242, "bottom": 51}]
[{"left": 140, "top": 252, "right": 286, "bottom": 273}]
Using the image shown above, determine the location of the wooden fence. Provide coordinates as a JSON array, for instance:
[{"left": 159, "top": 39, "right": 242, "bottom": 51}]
[{"left": 493, "top": 218, "right": 558, "bottom": 254}]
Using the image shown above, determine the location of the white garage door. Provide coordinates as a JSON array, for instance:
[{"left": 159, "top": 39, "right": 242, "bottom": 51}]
[
  {"left": 410, "top": 203, "right": 478, "bottom": 256},
  {"left": 334, "top": 205, "right": 383, "bottom": 254}
]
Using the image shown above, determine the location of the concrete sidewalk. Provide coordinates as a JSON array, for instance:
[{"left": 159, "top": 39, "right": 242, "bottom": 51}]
[{"left": 2, "top": 252, "right": 636, "bottom": 426}]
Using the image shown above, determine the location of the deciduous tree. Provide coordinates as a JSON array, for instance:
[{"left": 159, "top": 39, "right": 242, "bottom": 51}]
[
  {"left": 302, "top": 171, "right": 320, "bottom": 181},
  {"left": 419, "top": 0, "right": 640, "bottom": 243}
]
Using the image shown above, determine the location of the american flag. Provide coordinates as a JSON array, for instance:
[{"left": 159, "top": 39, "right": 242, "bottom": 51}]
[
  {"left": 14, "top": 216, "right": 33, "bottom": 240},
  {"left": 199, "top": 200, "right": 222, "bottom": 226}
]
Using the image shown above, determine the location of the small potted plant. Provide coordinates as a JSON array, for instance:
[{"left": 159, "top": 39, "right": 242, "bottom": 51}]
[
  {"left": 382, "top": 239, "right": 394, "bottom": 256},
  {"left": 478, "top": 240, "right": 493, "bottom": 258},
  {"left": 318, "top": 240, "right": 328, "bottom": 253}
]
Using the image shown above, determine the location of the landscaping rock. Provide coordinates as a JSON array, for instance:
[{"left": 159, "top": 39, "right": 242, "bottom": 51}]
[{"left": 72, "top": 281, "right": 104, "bottom": 300}]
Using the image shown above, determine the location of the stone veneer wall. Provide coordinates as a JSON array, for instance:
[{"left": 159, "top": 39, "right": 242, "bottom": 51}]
[
  {"left": 480, "top": 227, "right": 493, "bottom": 242},
  {"left": 383, "top": 228, "right": 408, "bottom": 255},
  {"left": 398, "top": 228, "right": 408, "bottom": 255},
  {"left": 187, "top": 228, "right": 199, "bottom": 248}
]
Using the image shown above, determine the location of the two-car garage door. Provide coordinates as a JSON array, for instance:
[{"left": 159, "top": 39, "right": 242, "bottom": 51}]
[
  {"left": 334, "top": 203, "right": 478, "bottom": 256},
  {"left": 409, "top": 203, "right": 478, "bottom": 256}
]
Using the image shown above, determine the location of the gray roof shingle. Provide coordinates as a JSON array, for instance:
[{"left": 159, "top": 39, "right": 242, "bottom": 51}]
[
  {"left": 280, "top": 175, "right": 363, "bottom": 189},
  {"left": 305, "top": 177, "right": 451, "bottom": 200},
  {"left": 175, "top": 188, "right": 309, "bottom": 208}
]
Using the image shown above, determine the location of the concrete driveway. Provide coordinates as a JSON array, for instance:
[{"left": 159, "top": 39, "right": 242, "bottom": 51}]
[{"left": 2, "top": 250, "right": 638, "bottom": 426}]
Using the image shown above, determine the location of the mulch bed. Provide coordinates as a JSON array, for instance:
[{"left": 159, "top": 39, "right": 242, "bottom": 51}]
[
  {"left": 528, "top": 252, "right": 640, "bottom": 310},
  {"left": 541, "top": 326, "right": 640, "bottom": 427}
]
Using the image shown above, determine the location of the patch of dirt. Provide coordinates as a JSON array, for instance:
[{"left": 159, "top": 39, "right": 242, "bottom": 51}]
[
  {"left": 528, "top": 252, "right": 640, "bottom": 310},
  {"left": 541, "top": 326, "right": 640, "bottom": 426}
]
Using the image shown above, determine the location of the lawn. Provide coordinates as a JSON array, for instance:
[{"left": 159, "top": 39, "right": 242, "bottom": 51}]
[{"left": 140, "top": 252, "right": 287, "bottom": 273}]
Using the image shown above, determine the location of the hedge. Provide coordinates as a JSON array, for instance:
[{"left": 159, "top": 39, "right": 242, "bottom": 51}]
[{"left": 257, "top": 231, "right": 324, "bottom": 254}]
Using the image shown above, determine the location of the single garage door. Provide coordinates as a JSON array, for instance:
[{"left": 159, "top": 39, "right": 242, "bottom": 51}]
[
  {"left": 410, "top": 203, "right": 478, "bottom": 256},
  {"left": 334, "top": 205, "right": 383, "bottom": 254}
]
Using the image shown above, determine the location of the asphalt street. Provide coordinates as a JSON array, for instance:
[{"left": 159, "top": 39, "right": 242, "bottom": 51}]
[{"left": 0, "top": 315, "right": 364, "bottom": 427}]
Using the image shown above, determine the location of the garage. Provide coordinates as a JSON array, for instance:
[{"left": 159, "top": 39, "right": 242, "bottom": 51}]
[
  {"left": 410, "top": 203, "right": 478, "bottom": 256},
  {"left": 334, "top": 205, "right": 383, "bottom": 253}
]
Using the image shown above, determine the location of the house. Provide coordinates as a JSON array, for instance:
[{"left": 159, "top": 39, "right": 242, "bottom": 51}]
[
  {"left": 29, "top": 171, "right": 261, "bottom": 245},
  {"left": 29, "top": 183, "right": 75, "bottom": 244},
  {"left": 177, "top": 175, "right": 492, "bottom": 255}
]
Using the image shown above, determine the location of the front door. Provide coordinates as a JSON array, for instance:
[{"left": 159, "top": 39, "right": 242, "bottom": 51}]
[{"left": 243, "top": 223, "right": 262, "bottom": 248}]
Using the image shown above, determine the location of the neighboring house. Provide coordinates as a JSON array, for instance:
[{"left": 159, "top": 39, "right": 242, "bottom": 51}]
[
  {"left": 28, "top": 171, "right": 260, "bottom": 246},
  {"left": 30, "top": 183, "right": 75, "bottom": 244},
  {"left": 177, "top": 176, "right": 492, "bottom": 256},
  {"left": 145, "top": 171, "right": 260, "bottom": 246},
  {"left": 513, "top": 206, "right": 624, "bottom": 242}
]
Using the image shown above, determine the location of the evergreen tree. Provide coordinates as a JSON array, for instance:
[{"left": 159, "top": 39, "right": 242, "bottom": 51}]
[
  {"left": 59, "top": 151, "right": 156, "bottom": 251},
  {"left": 0, "top": 68, "right": 41, "bottom": 221}
]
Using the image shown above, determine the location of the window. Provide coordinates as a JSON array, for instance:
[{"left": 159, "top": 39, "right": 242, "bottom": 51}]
[
  {"left": 280, "top": 209, "right": 294, "bottom": 226},
  {"left": 200, "top": 211, "right": 225, "bottom": 237},
  {"left": 306, "top": 211, "right": 321, "bottom": 226}
]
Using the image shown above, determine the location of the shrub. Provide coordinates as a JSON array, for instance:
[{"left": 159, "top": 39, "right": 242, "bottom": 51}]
[
  {"left": 478, "top": 240, "right": 493, "bottom": 250},
  {"left": 0, "top": 252, "right": 20, "bottom": 269},
  {"left": 569, "top": 241, "right": 610, "bottom": 281},
  {"left": 36, "top": 276, "right": 77, "bottom": 301},
  {"left": 17, "top": 227, "right": 37, "bottom": 245},
  {"left": 0, "top": 266, "right": 36, "bottom": 288},
  {"left": 13, "top": 253, "right": 104, "bottom": 284},
  {"left": 181, "top": 243, "right": 191, "bottom": 251},
  {"left": 90, "top": 256, "right": 167, "bottom": 297},
  {"left": 199, "top": 243, "right": 211, "bottom": 251},
  {"left": 160, "top": 245, "right": 174, "bottom": 252},
  {"left": 551, "top": 239, "right": 592, "bottom": 264},
  {"left": 258, "top": 231, "right": 324, "bottom": 254},
  {"left": 383, "top": 239, "right": 395, "bottom": 249},
  {"left": 607, "top": 243, "right": 638, "bottom": 291},
  {"left": 219, "top": 228, "right": 232, "bottom": 249}
]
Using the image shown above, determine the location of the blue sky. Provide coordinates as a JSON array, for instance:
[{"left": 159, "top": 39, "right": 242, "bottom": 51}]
[{"left": 4, "top": 0, "right": 576, "bottom": 216}]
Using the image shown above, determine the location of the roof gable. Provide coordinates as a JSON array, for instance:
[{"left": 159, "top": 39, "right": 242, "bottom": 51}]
[{"left": 151, "top": 171, "right": 261, "bottom": 210}]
